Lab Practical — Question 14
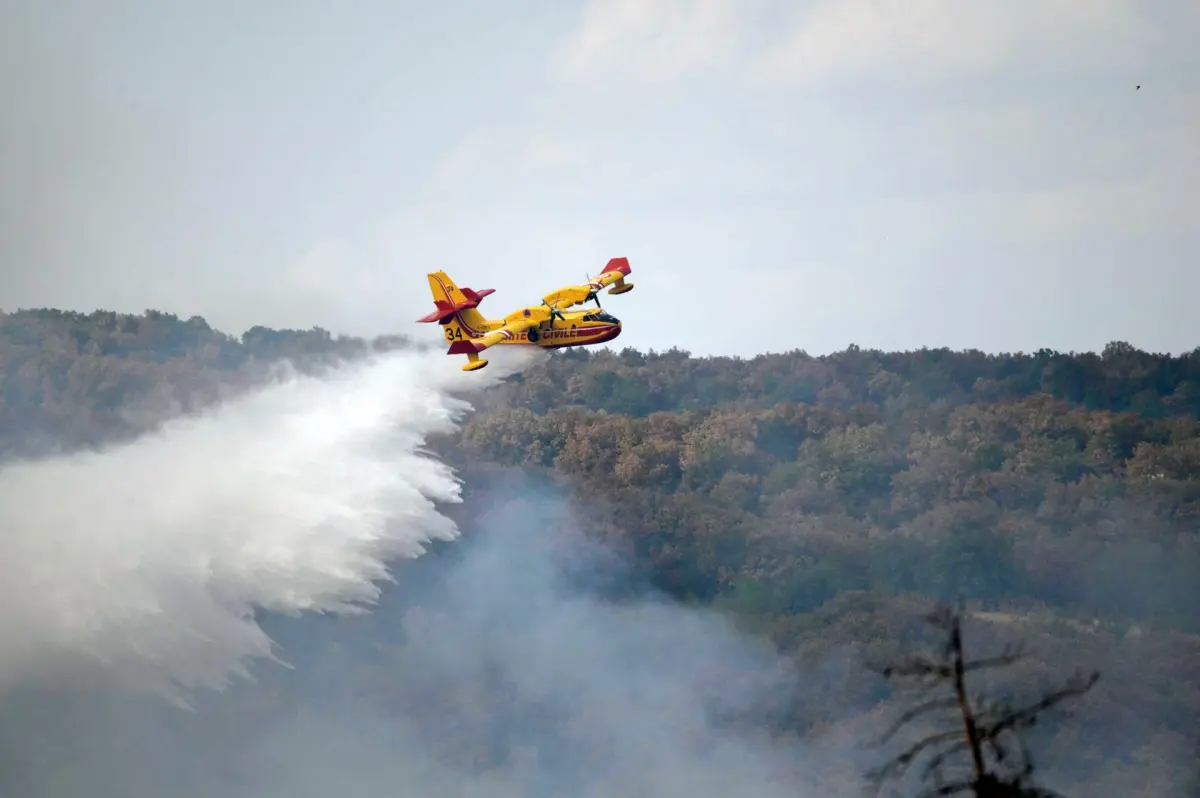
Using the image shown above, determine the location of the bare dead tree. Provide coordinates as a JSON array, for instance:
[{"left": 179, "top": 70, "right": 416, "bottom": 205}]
[{"left": 866, "top": 603, "right": 1100, "bottom": 798}]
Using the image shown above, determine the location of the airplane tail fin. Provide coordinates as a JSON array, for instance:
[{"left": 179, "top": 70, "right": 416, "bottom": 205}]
[{"left": 418, "top": 271, "right": 494, "bottom": 335}]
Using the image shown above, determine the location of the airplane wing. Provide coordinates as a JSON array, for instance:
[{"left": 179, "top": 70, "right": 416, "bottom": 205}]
[
  {"left": 446, "top": 313, "right": 541, "bottom": 355},
  {"left": 542, "top": 257, "right": 633, "bottom": 311}
]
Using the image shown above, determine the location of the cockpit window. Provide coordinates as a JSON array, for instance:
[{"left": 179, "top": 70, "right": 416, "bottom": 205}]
[{"left": 595, "top": 311, "right": 619, "bottom": 324}]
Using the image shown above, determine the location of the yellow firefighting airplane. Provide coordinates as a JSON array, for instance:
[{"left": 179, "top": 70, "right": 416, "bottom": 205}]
[{"left": 418, "top": 257, "right": 634, "bottom": 371}]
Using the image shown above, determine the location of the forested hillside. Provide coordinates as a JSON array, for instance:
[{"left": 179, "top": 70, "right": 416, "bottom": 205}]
[
  {"left": 451, "top": 342, "right": 1200, "bottom": 628},
  {"left": 2, "top": 308, "right": 1198, "bottom": 795}
]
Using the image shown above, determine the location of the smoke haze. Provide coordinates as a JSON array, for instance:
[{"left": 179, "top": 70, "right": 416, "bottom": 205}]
[{"left": 0, "top": 344, "right": 865, "bottom": 797}]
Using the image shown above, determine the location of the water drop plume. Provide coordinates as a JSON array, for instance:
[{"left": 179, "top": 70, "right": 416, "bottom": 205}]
[{"left": 0, "top": 345, "right": 532, "bottom": 703}]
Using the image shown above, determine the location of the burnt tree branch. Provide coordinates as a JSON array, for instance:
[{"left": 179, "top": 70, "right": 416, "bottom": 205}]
[{"left": 867, "top": 603, "right": 1099, "bottom": 798}]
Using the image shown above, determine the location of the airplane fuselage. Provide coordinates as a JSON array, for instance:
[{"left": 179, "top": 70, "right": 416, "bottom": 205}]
[{"left": 442, "top": 308, "right": 622, "bottom": 349}]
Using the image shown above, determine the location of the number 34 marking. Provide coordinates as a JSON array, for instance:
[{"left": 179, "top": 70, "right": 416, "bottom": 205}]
[{"left": 444, "top": 326, "right": 464, "bottom": 341}]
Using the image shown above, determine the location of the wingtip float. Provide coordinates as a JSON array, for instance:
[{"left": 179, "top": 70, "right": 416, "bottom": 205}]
[{"left": 418, "top": 257, "right": 635, "bottom": 372}]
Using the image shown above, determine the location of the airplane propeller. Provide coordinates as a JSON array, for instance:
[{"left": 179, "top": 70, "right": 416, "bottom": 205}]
[
  {"left": 542, "top": 299, "right": 566, "bottom": 328},
  {"left": 584, "top": 271, "right": 603, "bottom": 309}
]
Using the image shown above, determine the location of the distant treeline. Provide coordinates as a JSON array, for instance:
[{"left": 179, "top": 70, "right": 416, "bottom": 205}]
[{"left": 476, "top": 340, "right": 1200, "bottom": 419}]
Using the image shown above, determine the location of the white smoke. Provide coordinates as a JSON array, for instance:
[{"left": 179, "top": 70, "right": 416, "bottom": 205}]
[{"left": 0, "top": 345, "right": 534, "bottom": 704}]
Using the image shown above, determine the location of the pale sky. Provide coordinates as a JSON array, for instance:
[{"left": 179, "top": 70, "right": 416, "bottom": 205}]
[{"left": 2, "top": 0, "right": 1197, "bottom": 357}]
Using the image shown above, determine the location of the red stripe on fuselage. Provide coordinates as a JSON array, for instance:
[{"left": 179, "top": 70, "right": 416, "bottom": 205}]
[{"left": 513, "top": 324, "right": 621, "bottom": 347}]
